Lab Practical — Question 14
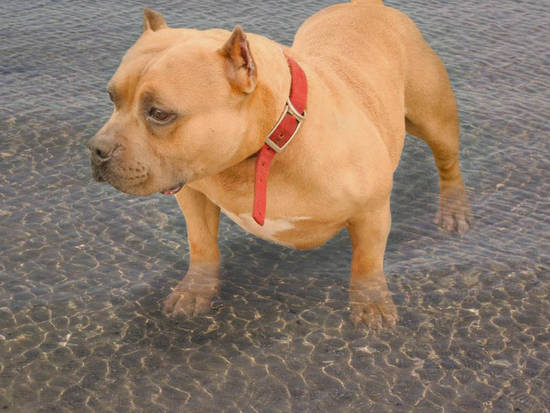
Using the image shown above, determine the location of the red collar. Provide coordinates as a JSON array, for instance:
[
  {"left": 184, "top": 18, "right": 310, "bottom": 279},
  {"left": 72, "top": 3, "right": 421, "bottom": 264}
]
[{"left": 252, "top": 55, "right": 307, "bottom": 226}]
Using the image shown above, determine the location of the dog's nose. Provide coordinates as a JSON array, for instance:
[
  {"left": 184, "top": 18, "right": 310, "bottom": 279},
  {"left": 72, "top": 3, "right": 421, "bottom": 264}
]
[{"left": 88, "top": 135, "right": 116, "bottom": 163}]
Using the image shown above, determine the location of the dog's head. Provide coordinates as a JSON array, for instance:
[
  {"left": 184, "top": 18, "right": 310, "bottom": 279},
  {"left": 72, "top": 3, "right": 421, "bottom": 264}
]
[{"left": 88, "top": 9, "right": 261, "bottom": 196}]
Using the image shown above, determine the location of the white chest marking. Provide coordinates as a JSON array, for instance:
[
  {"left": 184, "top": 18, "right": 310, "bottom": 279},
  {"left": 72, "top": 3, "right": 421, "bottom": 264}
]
[{"left": 221, "top": 209, "right": 310, "bottom": 245}]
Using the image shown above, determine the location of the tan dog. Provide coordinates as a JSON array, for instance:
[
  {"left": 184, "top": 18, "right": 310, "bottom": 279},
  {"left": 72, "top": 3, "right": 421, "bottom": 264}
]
[{"left": 89, "top": 0, "right": 472, "bottom": 329}]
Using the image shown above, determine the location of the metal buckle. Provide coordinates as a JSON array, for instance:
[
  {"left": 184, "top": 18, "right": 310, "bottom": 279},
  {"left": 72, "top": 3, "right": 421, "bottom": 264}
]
[{"left": 264, "top": 98, "right": 306, "bottom": 153}]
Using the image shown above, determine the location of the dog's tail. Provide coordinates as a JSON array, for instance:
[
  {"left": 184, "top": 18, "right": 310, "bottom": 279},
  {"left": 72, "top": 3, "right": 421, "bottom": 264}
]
[{"left": 350, "top": 0, "right": 384, "bottom": 5}]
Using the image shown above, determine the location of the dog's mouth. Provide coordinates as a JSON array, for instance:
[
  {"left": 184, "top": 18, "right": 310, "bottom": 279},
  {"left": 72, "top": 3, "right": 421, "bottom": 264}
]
[
  {"left": 91, "top": 157, "right": 185, "bottom": 196},
  {"left": 160, "top": 183, "right": 184, "bottom": 195}
]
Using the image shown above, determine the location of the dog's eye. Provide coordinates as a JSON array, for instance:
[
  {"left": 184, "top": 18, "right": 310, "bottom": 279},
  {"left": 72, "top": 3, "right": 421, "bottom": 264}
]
[
  {"left": 108, "top": 91, "right": 114, "bottom": 103},
  {"left": 148, "top": 107, "right": 175, "bottom": 124}
]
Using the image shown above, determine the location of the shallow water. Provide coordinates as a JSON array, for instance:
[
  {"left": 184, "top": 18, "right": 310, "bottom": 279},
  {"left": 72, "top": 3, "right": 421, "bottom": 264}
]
[{"left": 1, "top": 0, "right": 549, "bottom": 411}]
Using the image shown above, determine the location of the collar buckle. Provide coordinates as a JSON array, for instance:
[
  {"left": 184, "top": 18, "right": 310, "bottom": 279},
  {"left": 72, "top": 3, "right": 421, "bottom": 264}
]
[{"left": 264, "top": 97, "right": 307, "bottom": 153}]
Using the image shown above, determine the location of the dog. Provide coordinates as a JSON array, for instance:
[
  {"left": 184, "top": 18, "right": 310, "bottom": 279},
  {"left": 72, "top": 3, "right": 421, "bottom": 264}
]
[{"left": 89, "top": 0, "right": 472, "bottom": 329}]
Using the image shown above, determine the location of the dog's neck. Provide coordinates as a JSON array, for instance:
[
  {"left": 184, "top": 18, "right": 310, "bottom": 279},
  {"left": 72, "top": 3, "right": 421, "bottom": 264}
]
[{"left": 240, "top": 36, "right": 294, "bottom": 158}]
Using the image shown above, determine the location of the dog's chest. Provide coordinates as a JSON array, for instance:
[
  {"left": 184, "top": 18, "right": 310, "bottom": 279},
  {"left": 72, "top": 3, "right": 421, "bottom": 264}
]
[{"left": 221, "top": 209, "right": 310, "bottom": 247}]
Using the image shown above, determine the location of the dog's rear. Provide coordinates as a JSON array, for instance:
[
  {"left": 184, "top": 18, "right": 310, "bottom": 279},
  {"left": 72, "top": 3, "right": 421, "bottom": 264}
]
[{"left": 287, "top": 0, "right": 471, "bottom": 327}]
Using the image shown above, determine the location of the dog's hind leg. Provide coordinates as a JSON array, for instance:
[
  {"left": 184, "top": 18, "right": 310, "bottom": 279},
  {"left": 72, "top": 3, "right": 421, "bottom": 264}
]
[{"left": 403, "top": 29, "right": 472, "bottom": 234}]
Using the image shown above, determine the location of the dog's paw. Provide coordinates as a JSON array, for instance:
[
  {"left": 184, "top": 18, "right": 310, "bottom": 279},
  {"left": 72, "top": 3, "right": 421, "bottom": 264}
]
[
  {"left": 434, "top": 183, "right": 472, "bottom": 234},
  {"left": 349, "top": 278, "right": 398, "bottom": 330},
  {"left": 163, "top": 270, "right": 220, "bottom": 318}
]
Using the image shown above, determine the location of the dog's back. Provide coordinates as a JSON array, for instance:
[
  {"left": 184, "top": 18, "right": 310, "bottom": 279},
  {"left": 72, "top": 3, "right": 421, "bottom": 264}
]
[
  {"left": 292, "top": 0, "right": 419, "bottom": 166},
  {"left": 292, "top": 0, "right": 458, "bottom": 173}
]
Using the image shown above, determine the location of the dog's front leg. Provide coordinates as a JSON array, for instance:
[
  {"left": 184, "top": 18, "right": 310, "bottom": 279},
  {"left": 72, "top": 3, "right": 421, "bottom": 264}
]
[
  {"left": 347, "top": 203, "right": 398, "bottom": 330},
  {"left": 163, "top": 186, "right": 221, "bottom": 318}
]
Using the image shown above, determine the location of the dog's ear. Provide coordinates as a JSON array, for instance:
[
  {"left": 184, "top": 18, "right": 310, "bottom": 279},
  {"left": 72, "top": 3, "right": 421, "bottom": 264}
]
[
  {"left": 219, "top": 25, "right": 257, "bottom": 94},
  {"left": 143, "top": 8, "right": 168, "bottom": 32}
]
